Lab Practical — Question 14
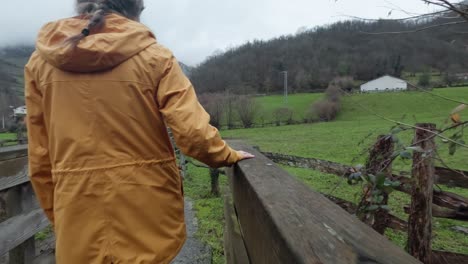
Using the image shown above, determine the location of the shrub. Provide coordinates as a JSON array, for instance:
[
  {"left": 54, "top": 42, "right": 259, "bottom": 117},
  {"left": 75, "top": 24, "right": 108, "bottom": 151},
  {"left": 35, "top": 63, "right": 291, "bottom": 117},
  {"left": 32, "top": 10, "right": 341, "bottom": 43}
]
[
  {"left": 312, "top": 100, "right": 340, "bottom": 121},
  {"left": 418, "top": 72, "right": 431, "bottom": 88},
  {"left": 310, "top": 80, "right": 343, "bottom": 122},
  {"left": 235, "top": 96, "right": 260, "bottom": 128},
  {"left": 273, "top": 107, "right": 294, "bottom": 126}
]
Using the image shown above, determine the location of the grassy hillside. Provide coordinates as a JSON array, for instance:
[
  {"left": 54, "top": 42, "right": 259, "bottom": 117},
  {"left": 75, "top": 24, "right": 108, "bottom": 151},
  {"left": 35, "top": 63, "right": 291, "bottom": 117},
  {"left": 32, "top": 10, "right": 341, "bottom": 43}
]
[
  {"left": 254, "top": 87, "right": 468, "bottom": 124},
  {"left": 228, "top": 87, "right": 468, "bottom": 170},
  {"left": 338, "top": 88, "right": 468, "bottom": 122}
]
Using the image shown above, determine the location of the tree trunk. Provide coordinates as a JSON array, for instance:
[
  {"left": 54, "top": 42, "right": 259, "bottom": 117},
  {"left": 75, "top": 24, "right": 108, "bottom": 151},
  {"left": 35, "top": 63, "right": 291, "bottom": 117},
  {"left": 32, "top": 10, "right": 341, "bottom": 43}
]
[
  {"left": 407, "top": 123, "right": 436, "bottom": 264},
  {"left": 358, "top": 135, "right": 394, "bottom": 234}
]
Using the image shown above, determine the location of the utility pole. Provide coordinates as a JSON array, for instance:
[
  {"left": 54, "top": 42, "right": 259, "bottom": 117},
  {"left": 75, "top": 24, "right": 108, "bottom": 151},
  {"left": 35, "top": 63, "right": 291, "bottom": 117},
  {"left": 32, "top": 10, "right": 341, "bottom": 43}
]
[{"left": 280, "top": 71, "right": 288, "bottom": 104}]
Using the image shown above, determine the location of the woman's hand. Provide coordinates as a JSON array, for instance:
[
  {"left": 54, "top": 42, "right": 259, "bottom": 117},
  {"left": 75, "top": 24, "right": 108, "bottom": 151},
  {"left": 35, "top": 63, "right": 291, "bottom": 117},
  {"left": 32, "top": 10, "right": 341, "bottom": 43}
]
[{"left": 237, "top": 150, "right": 255, "bottom": 161}]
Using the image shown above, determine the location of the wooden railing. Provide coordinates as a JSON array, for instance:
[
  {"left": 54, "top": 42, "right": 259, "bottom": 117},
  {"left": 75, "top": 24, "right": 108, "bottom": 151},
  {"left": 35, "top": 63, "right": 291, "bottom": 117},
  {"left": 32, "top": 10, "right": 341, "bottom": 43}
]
[
  {"left": 224, "top": 141, "right": 421, "bottom": 264},
  {"left": 0, "top": 145, "right": 49, "bottom": 264}
]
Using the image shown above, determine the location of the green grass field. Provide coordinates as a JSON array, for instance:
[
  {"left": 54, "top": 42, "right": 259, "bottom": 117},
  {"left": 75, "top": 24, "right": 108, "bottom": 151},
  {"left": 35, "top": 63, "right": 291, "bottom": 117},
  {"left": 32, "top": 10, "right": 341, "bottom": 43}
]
[
  {"left": 184, "top": 166, "right": 228, "bottom": 264},
  {"left": 0, "top": 133, "right": 15, "bottom": 140},
  {"left": 338, "top": 88, "right": 468, "bottom": 122},
  {"left": 256, "top": 93, "right": 323, "bottom": 121},
  {"left": 227, "top": 87, "right": 468, "bottom": 170},
  {"left": 184, "top": 87, "right": 468, "bottom": 262}
]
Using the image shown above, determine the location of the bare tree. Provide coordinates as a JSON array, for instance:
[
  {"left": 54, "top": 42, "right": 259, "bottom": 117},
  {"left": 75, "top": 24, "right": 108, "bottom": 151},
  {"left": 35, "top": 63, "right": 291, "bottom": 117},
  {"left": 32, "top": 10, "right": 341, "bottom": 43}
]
[
  {"left": 235, "top": 95, "right": 260, "bottom": 128},
  {"left": 273, "top": 107, "right": 294, "bottom": 126},
  {"left": 198, "top": 93, "right": 225, "bottom": 129},
  {"left": 352, "top": 0, "right": 468, "bottom": 34}
]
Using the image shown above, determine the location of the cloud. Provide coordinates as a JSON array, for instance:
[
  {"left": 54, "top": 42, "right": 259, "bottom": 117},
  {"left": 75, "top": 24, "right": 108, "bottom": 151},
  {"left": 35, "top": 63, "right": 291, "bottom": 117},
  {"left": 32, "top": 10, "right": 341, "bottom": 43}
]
[{"left": 0, "top": 0, "right": 434, "bottom": 65}]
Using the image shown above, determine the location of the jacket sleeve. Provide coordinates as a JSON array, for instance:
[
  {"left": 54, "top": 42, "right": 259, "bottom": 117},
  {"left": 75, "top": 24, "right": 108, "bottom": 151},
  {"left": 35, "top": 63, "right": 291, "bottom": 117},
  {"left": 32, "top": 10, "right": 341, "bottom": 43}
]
[
  {"left": 156, "top": 56, "right": 240, "bottom": 168},
  {"left": 24, "top": 66, "right": 54, "bottom": 224}
]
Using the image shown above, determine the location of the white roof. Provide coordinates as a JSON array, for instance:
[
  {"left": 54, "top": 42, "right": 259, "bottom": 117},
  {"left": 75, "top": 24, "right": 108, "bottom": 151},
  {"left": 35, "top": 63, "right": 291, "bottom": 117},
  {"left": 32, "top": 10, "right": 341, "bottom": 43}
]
[
  {"left": 360, "top": 75, "right": 406, "bottom": 86},
  {"left": 13, "top": 106, "right": 27, "bottom": 116}
]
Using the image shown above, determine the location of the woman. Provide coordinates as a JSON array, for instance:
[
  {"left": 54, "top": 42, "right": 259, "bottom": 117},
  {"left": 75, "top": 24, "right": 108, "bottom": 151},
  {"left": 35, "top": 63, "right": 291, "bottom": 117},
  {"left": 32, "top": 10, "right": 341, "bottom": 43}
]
[{"left": 25, "top": 1, "right": 254, "bottom": 263}]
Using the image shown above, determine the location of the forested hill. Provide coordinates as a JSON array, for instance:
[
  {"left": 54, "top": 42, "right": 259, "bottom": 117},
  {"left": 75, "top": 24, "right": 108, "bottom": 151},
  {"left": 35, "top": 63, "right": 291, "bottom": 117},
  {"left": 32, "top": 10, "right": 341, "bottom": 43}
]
[
  {"left": 0, "top": 45, "right": 33, "bottom": 116},
  {"left": 190, "top": 19, "right": 468, "bottom": 94},
  {"left": 0, "top": 45, "right": 192, "bottom": 117}
]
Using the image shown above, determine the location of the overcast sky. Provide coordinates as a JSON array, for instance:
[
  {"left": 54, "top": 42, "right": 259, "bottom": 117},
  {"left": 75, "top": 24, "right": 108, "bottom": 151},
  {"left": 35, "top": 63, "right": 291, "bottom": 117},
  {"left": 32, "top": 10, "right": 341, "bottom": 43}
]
[{"left": 0, "top": 0, "right": 436, "bottom": 65}]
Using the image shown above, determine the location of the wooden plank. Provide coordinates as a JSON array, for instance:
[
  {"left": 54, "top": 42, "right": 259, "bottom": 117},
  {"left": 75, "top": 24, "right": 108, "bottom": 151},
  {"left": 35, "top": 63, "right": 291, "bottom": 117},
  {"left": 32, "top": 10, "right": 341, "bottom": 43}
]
[
  {"left": 227, "top": 141, "right": 420, "bottom": 264},
  {"left": 9, "top": 238, "right": 35, "bottom": 264},
  {"left": 0, "top": 161, "right": 29, "bottom": 192},
  {"left": 404, "top": 204, "right": 468, "bottom": 221},
  {"left": 435, "top": 167, "right": 468, "bottom": 188},
  {"left": 0, "top": 208, "right": 48, "bottom": 256},
  {"left": 262, "top": 152, "right": 468, "bottom": 213},
  {"left": 0, "top": 145, "right": 28, "bottom": 161},
  {"left": 433, "top": 189, "right": 468, "bottom": 210},
  {"left": 262, "top": 152, "right": 468, "bottom": 189},
  {"left": 3, "top": 183, "right": 41, "bottom": 264},
  {"left": 0, "top": 156, "right": 28, "bottom": 176},
  {"left": 223, "top": 189, "right": 250, "bottom": 264},
  {"left": 408, "top": 123, "right": 436, "bottom": 264},
  {"left": 433, "top": 251, "right": 468, "bottom": 264},
  {"left": 33, "top": 251, "right": 56, "bottom": 264},
  {"left": 324, "top": 195, "right": 408, "bottom": 231}
]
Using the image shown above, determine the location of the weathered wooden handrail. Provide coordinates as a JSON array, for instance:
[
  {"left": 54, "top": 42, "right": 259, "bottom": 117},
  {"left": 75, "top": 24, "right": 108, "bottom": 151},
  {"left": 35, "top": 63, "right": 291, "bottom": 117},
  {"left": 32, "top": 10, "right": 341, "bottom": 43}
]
[
  {"left": 0, "top": 145, "right": 49, "bottom": 264},
  {"left": 225, "top": 141, "right": 420, "bottom": 264}
]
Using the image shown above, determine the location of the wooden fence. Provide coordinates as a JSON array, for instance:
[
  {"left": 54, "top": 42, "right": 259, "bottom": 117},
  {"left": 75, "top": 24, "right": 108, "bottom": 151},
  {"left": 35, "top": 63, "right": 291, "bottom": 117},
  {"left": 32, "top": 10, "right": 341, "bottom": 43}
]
[
  {"left": 0, "top": 145, "right": 49, "bottom": 264},
  {"left": 224, "top": 141, "right": 421, "bottom": 264},
  {"left": 257, "top": 124, "right": 468, "bottom": 264}
]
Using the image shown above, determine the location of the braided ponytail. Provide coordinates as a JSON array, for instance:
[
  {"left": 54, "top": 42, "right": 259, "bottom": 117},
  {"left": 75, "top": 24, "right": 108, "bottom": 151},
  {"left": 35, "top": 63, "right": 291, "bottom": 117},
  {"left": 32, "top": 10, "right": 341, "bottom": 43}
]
[{"left": 66, "top": 0, "right": 145, "bottom": 47}]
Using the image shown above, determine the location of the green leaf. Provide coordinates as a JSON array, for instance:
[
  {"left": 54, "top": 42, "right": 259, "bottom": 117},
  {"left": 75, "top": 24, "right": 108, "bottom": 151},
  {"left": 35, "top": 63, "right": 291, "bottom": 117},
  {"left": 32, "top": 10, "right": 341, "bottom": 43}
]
[
  {"left": 391, "top": 134, "right": 401, "bottom": 144},
  {"left": 376, "top": 174, "right": 386, "bottom": 188},
  {"left": 368, "top": 174, "right": 376, "bottom": 184},
  {"left": 391, "top": 127, "right": 403, "bottom": 134},
  {"left": 400, "top": 151, "right": 412, "bottom": 159},
  {"left": 367, "top": 205, "right": 380, "bottom": 211},
  {"left": 449, "top": 142, "right": 457, "bottom": 156},
  {"left": 380, "top": 205, "right": 390, "bottom": 211},
  {"left": 406, "top": 146, "right": 424, "bottom": 153},
  {"left": 382, "top": 186, "right": 394, "bottom": 194},
  {"left": 374, "top": 195, "right": 384, "bottom": 203},
  {"left": 391, "top": 181, "right": 401, "bottom": 187}
]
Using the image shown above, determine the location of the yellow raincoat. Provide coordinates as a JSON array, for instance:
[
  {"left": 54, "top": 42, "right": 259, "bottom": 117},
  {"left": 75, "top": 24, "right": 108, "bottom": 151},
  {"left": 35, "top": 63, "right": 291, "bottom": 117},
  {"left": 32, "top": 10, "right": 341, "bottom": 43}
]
[{"left": 25, "top": 14, "right": 240, "bottom": 264}]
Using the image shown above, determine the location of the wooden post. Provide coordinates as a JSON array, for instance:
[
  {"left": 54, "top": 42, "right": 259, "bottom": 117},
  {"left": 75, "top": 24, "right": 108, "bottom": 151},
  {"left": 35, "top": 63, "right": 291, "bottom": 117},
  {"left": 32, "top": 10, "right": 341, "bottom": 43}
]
[
  {"left": 210, "top": 168, "right": 220, "bottom": 197},
  {"left": 226, "top": 141, "right": 420, "bottom": 264},
  {"left": 407, "top": 123, "right": 436, "bottom": 264},
  {"left": 358, "top": 135, "right": 394, "bottom": 234},
  {"left": 224, "top": 187, "right": 250, "bottom": 264},
  {"left": 6, "top": 184, "right": 37, "bottom": 264}
]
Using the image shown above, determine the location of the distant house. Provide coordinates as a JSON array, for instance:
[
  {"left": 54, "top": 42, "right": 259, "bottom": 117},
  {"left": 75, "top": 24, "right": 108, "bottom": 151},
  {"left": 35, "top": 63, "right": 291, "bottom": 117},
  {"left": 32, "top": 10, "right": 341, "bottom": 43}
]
[
  {"left": 13, "top": 106, "right": 27, "bottom": 117},
  {"left": 360, "top": 75, "right": 408, "bottom": 93}
]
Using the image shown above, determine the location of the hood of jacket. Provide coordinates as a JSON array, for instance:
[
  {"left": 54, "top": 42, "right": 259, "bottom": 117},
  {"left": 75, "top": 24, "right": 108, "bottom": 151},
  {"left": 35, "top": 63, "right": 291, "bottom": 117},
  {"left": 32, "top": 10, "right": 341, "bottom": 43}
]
[{"left": 36, "top": 13, "right": 156, "bottom": 73}]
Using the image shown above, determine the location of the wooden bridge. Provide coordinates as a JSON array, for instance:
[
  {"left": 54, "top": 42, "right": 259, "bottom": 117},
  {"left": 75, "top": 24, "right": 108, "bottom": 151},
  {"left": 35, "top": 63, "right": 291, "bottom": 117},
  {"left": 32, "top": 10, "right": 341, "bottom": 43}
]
[{"left": 1, "top": 143, "right": 422, "bottom": 264}]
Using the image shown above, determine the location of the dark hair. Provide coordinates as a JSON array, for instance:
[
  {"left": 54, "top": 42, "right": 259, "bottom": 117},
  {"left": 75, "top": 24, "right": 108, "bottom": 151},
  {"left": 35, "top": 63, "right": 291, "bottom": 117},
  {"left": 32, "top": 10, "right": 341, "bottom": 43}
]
[{"left": 66, "top": 0, "right": 145, "bottom": 46}]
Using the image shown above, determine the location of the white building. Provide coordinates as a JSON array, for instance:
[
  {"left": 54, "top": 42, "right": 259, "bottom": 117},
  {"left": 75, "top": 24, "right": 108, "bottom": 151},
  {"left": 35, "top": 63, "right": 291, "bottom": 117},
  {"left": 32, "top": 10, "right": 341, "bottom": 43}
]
[
  {"left": 13, "top": 106, "right": 27, "bottom": 117},
  {"left": 360, "top": 75, "right": 408, "bottom": 93}
]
